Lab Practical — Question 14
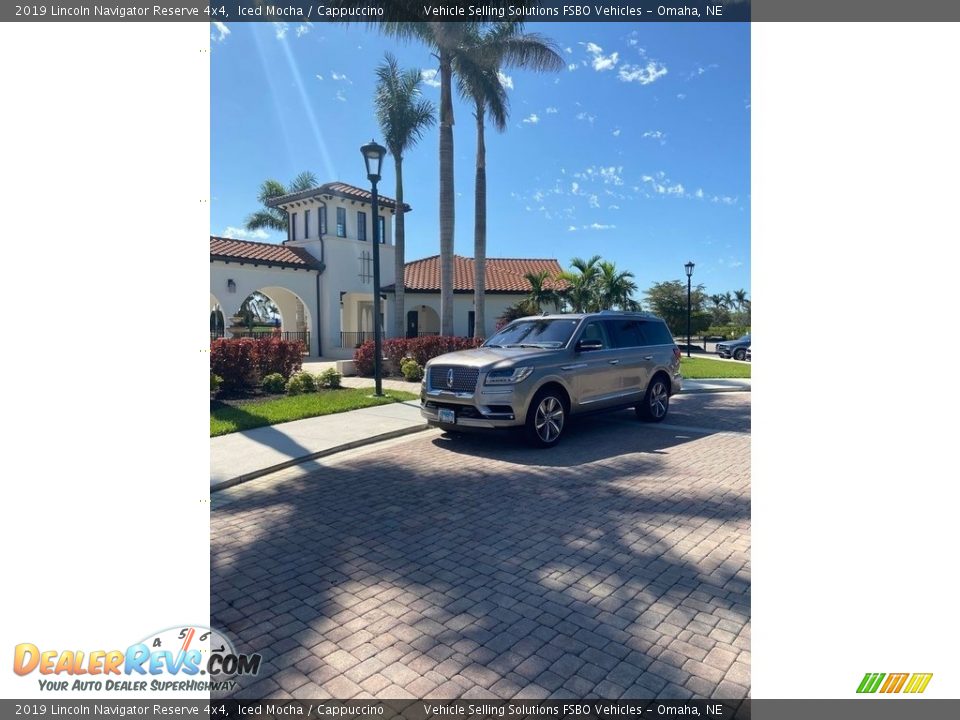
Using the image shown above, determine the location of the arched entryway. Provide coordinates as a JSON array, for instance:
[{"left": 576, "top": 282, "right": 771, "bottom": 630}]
[
  {"left": 406, "top": 304, "right": 440, "bottom": 338},
  {"left": 226, "top": 287, "right": 312, "bottom": 353}
]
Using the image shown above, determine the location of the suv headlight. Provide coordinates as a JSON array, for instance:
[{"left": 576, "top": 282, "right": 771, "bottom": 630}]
[{"left": 485, "top": 366, "right": 534, "bottom": 385}]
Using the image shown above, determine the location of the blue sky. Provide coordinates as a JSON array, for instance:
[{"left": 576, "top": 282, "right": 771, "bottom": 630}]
[{"left": 211, "top": 21, "right": 750, "bottom": 297}]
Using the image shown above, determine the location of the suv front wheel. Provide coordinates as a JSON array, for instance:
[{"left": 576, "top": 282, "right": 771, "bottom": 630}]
[
  {"left": 525, "top": 388, "right": 567, "bottom": 447},
  {"left": 637, "top": 376, "right": 670, "bottom": 422}
]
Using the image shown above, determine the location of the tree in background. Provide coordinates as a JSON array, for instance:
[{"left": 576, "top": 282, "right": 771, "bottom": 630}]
[
  {"left": 524, "top": 270, "right": 563, "bottom": 312},
  {"left": 644, "top": 280, "right": 712, "bottom": 339},
  {"left": 374, "top": 53, "right": 436, "bottom": 341},
  {"left": 557, "top": 255, "right": 602, "bottom": 312},
  {"left": 596, "top": 261, "right": 640, "bottom": 311},
  {"left": 244, "top": 172, "right": 318, "bottom": 235}
]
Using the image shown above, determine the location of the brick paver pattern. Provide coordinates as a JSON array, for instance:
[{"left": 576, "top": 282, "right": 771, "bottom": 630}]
[{"left": 212, "top": 393, "right": 751, "bottom": 700}]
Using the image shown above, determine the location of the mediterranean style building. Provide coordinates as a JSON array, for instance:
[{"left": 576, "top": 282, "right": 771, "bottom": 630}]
[{"left": 210, "top": 180, "right": 562, "bottom": 359}]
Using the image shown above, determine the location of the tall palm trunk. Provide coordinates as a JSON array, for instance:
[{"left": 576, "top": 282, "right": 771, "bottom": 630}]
[
  {"left": 439, "top": 50, "right": 455, "bottom": 337},
  {"left": 440, "top": 50, "right": 454, "bottom": 336},
  {"left": 393, "top": 157, "right": 406, "bottom": 340},
  {"left": 473, "top": 100, "right": 487, "bottom": 340}
]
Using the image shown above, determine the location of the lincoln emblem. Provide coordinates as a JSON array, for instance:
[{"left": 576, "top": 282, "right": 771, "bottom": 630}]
[{"left": 447, "top": 369, "right": 454, "bottom": 388}]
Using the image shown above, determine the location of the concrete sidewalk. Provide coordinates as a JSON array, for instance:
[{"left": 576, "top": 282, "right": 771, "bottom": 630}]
[{"left": 210, "top": 378, "right": 750, "bottom": 491}]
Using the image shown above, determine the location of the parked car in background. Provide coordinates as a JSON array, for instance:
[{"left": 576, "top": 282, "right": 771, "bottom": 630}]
[
  {"left": 420, "top": 311, "right": 683, "bottom": 447},
  {"left": 717, "top": 333, "right": 751, "bottom": 360},
  {"left": 745, "top": 346, "right": 751, "bottom": 362}
]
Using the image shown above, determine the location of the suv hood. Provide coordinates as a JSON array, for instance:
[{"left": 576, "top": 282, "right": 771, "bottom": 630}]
[{"left": 427, "top": 346, "right": 558, "bottom": 369}]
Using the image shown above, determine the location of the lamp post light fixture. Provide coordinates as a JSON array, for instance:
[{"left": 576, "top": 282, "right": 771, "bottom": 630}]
[
  {"left": 361, "top": 139, "right": 387, "bottom": 396},
  {"left": 684, "top": 260, "right": 695, "bottom": 358}
]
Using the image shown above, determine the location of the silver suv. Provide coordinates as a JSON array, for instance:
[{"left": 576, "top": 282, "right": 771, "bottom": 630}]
[{"left": 421, "top": 311, "right": 683, "bottom": 447}]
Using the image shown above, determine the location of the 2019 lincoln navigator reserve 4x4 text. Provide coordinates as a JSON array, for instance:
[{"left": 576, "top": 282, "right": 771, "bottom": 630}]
[{"left": 420, "top": 311, "right": 683, "bottom": 447}]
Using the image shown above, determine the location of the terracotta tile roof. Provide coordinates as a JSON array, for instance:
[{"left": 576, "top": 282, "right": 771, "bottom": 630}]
[
  {"left": 268, "top": 181, "right": 410, "bottom": 212},
  {"left": 210, "top": 236, "right": 323, "bottom": 269},
  {"left": 385, "top": 255, "right": 566, "bottom": 293}
]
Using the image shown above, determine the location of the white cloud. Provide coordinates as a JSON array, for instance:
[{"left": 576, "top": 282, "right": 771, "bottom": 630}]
[
  {"left": 567, "top": 63, "right": 578, "bottom": 72},
  {"left": 545, "top": 106, "right": 558, "bottom": 114},
  {"left": 331, "top": 71, "right": 351, "bottom": 83},
  {"left": 575, "top": 112, "right": 596, "bottom": 125},
  {"left": 565, "top": 47, "right": 573, "bottom": 54},
  {"left": 612, "top": 128, "right": 621, "bottom": 137},
  {"left": 296, "top": 24, "right": 311, "bottom": 38},
  {"left": 588, "top": 194, "right": 600, "bottom": 208},
  {"left": 497, "top": 71, "right": 514, "bottom": 90},
  {"left": 583, "top": 223, "right": 616, "bottom": 231},
  {"left": 677, "top": 93, "right": 687, "bottom": 100},
  {"left": 642, "top": 130, "right": 667, "bottom": 145},
  {"left": 210, "top": 22, "right": 230, "bottom": 43},
  {"left": 315, "top": 74, "right": 324, "bottom": 81},
  {"left": 420, "top": 69, "right": 441, "bottom": 87},
  {"left": 695, "top": 188, "right": 705, "bottom": 199},
  {"left": 522, "top": 113, "right": 539, "bottom": 124},
  {"left": 273, "top": 22, "right": 288, "bottom": 40},
  {"left": 667, "top": 183, "right": 685, "bottom": 195},
  {"left": 568, "top": 225, "right": 578, "bottom": 232},
  {"left": 599, "top": 166, "right": 624, "bottom": 185},
  {"left": 222, "top": 226, "right": 269, "bottom": 241},
  {"left": 585, "top": 42, "right": 619, "bottom": 72},
  {"left": 618, "top": 61, "right": 668, "bottom": 85},
  {"left": 570, "top": 182, "right": 580, "bottom": 194},
  {"left": 608, "top": 204, "right": 620, "bottom": 210},
  {"left": 335, "top": 89, "right": 347, "bottom": 102}
]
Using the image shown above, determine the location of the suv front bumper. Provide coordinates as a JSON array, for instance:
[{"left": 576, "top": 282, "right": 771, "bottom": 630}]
[{"left": 420, "top": 386, "right": 528, "bottom": 429}]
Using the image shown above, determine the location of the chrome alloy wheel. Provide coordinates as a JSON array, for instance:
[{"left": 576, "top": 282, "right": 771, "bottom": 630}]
[
  {"left": 534, "top": 396, "right": 565, "bottom": 443},
  {"left": 649, "top": 381, "right": 668, "bottom": 419}
]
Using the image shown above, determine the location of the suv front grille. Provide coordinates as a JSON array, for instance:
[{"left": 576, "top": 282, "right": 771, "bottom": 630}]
[{"left": 429, "top": 366, "right": 479, "bottom": 393}]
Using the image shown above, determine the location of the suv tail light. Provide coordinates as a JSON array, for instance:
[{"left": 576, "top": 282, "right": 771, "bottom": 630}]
[{"left": 673, "top": 346, "right": 682, "bottom": 363}]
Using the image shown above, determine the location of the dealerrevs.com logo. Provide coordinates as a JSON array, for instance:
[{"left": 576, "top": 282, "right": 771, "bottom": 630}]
[
  {"left": 13, "top": 625, "right": 260, "bottom": 693},
  {"left": 857, "top": 672, "right": 933, "bottom": 694}
]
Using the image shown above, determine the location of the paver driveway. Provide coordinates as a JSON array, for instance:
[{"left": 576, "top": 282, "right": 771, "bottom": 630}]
[{"left": 211, "top": 392, "right": 750, "bottom": 701}]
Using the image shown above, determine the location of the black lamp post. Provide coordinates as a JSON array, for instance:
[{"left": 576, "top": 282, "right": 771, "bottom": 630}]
[
  {"left": 361, "top": 139, "right": 387, "bottom": 396},
  {"left": 684, "top": 261, "right": 695, "bottom": 358}
]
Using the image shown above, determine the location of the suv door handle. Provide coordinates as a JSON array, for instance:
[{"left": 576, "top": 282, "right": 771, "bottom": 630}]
[
  {"left": 608, "top": 359, "right": 620, "bottom": 365},
  {"left": 642, "top": 355, "right": 653, "bottom": 361}
]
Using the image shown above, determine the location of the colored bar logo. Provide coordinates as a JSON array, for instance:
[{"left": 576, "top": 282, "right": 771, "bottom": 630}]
[{"left": 857, "top": 672, "right": 932, "bottom": 694}]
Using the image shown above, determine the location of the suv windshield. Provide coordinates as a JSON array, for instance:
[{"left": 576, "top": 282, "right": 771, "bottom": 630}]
[{"left": 484, "top": 318, "right": 580, "bottom": 348}]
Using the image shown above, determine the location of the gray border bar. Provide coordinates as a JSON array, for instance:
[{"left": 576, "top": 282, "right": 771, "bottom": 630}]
[{"left": 4, "top": 1, "right": 960, "bottom": 23}]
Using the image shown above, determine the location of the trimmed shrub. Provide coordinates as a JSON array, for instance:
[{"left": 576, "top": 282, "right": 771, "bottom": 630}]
[
  {"left": 400, "top": 358, "right": 423, "bottom": 383},
  {"left": 211, "top": 373, "right": 223, "bottom": 395},
  {"left": 383, "top": 338, "right": 410, "bottom": 369},
  {"left": 317, "top": 368, "right": 342, "bottom": 389},
  {"left": 261, "top": 372, "right": 286, "bottom": 394},
  {"left": 353, "top": 336, "right": 485, "bottom": 376},
  {"left": 353, "top": 340, "right": 376, "bottom": 377},
  {"left": 256, "top": 338, "right": 303, "bottom": 378},
  {"left": 285, "top": 371, "right": 318, "bottom": 395},
  {"left": 210, "top": 338, "right": 260, "bottom": 391}
]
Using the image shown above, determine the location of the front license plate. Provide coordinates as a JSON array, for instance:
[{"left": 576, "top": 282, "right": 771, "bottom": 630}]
[{"left": 438, "top": 408, "right": 456, "bottom": 424}]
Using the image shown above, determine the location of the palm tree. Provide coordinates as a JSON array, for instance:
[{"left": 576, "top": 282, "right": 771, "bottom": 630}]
[
  {"left": 524, "top": 270, "right": 562, "bottom": 313},
  {"left": 350, "top": 9, "right": 559, "bottom": 335},
  {"left": 245, "top": 171, "right": 317, "bottom": 234},
  {"left": 733, "top": 288, "right": 748, "bottom": 312},
  {"left": 456, "top": 23, "right": 563, "bottom": 339},
  {"left": 597, "top": 261, "right": 639, "bottom": 310},
  {"left": 557, "top": 255, "right": 602, "bottom": 312},
  {"left": 374, "top": 53, "right": 436, "bottom": 340}
]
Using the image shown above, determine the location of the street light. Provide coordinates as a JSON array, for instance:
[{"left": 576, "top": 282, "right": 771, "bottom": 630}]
[
  {"left": 684, "top": 261, "right": 695, "bottom": 358},
  {"left": 361, "top": 139, "right": 387, "bottom": 396}
]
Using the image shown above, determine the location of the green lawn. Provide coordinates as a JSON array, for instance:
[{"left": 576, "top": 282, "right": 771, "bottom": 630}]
[
  {"left": 680, "top": 356, "right": 751, "bottom": 379},
  {"left": 210, "top": 388, "right": 419, "bottom": 437}
]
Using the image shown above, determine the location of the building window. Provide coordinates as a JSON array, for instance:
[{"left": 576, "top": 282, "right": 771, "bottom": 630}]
[
  {"left": 359, "top": 251, "right": 373, "bottom": 283},
  {"left": 304, "top": 209, "right": 310, "bottom": 239},
  {"left": 357, "top": 211, "right": 367, "bottom": 241},
  {"left": 336, "top": 207, "right": 346, "bottom": 237},
  {"left": 291, "top": 212, "right": 297, "bottom": 243},
  {"left": 319, "top": 205, "right": 327, "bottom": 235},
  {"left": 378, "top": 216, "right": 386, "bottom": 244}
]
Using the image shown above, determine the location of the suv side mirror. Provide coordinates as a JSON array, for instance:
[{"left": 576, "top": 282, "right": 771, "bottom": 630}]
[{"left": 576, "top": 339, "right": 603, "bottom": 352}]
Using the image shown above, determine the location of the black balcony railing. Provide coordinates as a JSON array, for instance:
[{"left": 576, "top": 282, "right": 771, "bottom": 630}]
[{"left": 340, "top": 331, "right": 374, "bottom": 348}]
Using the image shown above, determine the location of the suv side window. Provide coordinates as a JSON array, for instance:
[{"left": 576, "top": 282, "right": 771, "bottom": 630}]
[
  {"left": 603, "top": 319, "right": 644, "bottom": 348},
  {"left": 639, "top": 320, "right": 674, "bottom": 346},
  {"left": 579, "top": 321, "right": 610, "bottom": 348}
]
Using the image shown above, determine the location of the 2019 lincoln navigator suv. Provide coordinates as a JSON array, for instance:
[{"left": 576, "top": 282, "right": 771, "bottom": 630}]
[{"left": 420, "top": 311, "right": 683, "bottom": 447}]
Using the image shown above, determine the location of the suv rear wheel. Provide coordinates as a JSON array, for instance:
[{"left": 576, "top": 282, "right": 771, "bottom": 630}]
[
  {"left": 525, "top": 389, "right": 566, "bottom": 447},
  {"left": 637, "top": 376, "right": 670, "bottom": 422}
]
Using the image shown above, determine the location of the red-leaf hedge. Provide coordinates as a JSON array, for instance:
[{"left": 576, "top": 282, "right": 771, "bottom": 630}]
[
  {"left": 211, "top": 338, "right": 304, "bottom": 390},
  {"left": 352, "top": 336, "right": 484, "bottom": 377}
]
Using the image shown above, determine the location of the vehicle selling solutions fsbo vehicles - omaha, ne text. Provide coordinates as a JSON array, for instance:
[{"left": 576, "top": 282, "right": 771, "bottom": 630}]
[{"left": 420, "top": 311, "right": 683, "bottom": 447}]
